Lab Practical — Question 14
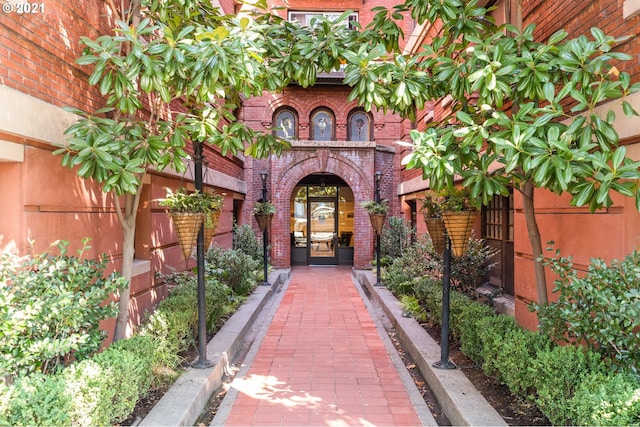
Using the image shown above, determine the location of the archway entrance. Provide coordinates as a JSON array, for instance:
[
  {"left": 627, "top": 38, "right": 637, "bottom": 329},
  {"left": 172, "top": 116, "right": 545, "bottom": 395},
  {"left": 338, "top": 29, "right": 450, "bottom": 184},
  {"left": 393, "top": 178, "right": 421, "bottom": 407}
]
[{"left": 290, "top": 174, "right": 354, "bottom": 266}]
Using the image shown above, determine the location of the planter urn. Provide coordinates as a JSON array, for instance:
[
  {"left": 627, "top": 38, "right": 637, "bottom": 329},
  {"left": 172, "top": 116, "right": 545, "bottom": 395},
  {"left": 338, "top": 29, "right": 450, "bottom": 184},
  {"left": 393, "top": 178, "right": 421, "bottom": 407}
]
[
  {"left": 442, "top": 210, "right": 478, "bottom": 257},
  {"left": 369, "top": 213, "right": 386, "bottom": 235},
  {"left": 424, "top": 216, "right": 446, "bottom": 256},
  {"left": 255, "top": 212, "right": 273, "bottom": 232},
  {"left": 203, "top": 210, "right": 222, "bottom": 249},
  {"left": 170, "top": 212, "right": 205, "bottom": 260}
]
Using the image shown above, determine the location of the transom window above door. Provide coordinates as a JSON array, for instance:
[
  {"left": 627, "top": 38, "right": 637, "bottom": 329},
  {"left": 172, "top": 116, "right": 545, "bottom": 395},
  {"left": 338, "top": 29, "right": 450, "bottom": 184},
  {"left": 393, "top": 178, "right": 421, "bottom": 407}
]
[{"left": 310, "top": 108, "right": 335, "bottom": 141}]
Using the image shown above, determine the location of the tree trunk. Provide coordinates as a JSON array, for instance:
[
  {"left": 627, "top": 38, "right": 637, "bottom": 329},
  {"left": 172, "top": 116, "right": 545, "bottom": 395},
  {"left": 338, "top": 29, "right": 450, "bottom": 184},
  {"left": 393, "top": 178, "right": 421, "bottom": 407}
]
[
  {"left": 521, "top": 180, "right": 548, "bottom": 305},
  {"left": 113, "top": 191, "right": 142, "bottom": 341}
]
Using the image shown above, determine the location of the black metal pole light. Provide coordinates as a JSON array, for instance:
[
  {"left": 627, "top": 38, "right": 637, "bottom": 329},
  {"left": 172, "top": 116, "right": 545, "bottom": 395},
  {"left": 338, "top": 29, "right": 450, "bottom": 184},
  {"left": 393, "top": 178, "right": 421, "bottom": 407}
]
[
  {"left": 260, "top": 170, "right": 269, "bottom": 286},
  {"left": 193, "top": 141, "right": 212, "bottom": 368},
  {"left": 374, "top": 171, "right": 383, "bottom": 286},
  {"left": 433, "top": 230, "right": 456, "bottom": 370}
]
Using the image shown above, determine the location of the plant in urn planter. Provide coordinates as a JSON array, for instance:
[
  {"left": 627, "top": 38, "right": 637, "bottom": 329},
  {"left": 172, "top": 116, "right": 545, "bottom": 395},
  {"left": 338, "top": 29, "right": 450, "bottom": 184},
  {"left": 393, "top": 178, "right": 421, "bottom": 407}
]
[
  {"left": 362, "top": 199, "right": 389, "bottom": 235},
  {"left": 159, "top": 188, "right": 212, "bottom": 259},
  {"left": 420, "top": 191, "right": 446, "bottom": 256},
  {"left": 440, "top": 187, "right": 480, "bottom": 257},
  {"left": 253, "top": 200, "right": 276, "bottom": 232}
]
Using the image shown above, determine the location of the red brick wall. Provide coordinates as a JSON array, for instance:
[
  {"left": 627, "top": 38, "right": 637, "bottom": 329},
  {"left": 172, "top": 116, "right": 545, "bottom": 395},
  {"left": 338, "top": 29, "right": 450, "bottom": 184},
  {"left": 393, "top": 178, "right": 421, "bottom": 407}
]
[
  {"left": 0, "top": 1, "right": 112, "bottom": 113},
  {"left": 0, "top": 1, "right": 245, "bottom": 336}
]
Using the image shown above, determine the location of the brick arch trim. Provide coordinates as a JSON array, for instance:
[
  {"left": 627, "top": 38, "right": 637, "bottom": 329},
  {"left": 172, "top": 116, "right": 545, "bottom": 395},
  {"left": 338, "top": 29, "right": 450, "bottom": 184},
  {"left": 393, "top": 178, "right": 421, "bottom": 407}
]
[
  {"left": 266, "top": 96, "right": 307, "bottom": 121},
  {"left": 270, "top": 150, "right": 377, "bottom": 268},
  {"left": 263, "top": 94, "right": 357, "bottom": 123},
  {"left": 273, "top": 151, "right": 374, "bottom": 198}
]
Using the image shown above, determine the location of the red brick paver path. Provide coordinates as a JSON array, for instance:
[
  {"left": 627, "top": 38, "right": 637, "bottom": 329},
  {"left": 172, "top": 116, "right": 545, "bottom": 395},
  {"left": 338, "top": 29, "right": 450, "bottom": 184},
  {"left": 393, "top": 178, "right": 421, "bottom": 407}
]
[{"left": 224, "top": 266, "right": 423, "bottom": 426}]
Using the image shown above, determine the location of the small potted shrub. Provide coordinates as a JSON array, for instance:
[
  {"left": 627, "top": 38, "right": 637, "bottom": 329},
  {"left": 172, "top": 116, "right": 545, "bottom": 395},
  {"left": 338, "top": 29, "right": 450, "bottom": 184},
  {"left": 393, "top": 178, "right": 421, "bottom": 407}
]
[
  {"left": 362, "top": 199, "right": 389, "bottom": 235},
  {"left": 253, "top": 200, "right": 276, "bottom": 231},
  {"left": 420, "top": 191, "right": 446, "bottom": 256},
  {"left": 439, "top": 187, "right": 480, "bottom": 257},
  {"left": 159, "top": 188, "right": 213, "bottom": 259}
]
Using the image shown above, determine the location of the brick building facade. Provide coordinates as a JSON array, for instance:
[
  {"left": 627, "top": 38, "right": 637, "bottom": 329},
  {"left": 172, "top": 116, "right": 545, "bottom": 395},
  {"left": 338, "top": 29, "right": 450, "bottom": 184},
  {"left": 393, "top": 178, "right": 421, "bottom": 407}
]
[{"left": 0, "top": 0, "right": 245, "bottom": 336}]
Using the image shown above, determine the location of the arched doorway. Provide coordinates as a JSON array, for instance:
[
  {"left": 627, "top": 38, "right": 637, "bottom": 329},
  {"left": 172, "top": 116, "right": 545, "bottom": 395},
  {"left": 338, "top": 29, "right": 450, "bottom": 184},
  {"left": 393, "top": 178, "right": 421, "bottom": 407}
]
[{"left": 290, "top": 174, "right": 354, "bottom": 265}]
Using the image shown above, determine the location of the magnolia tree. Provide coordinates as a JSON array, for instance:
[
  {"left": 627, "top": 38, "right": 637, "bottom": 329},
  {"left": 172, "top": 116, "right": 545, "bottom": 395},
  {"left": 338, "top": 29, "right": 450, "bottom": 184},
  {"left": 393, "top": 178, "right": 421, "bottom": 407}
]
[
  {"left": 348, "top": 0, "right": 640, "bottom": 305},
  {"left": 55, "top": 0, "right": 406, "bottom": 340},
  {"left": 58, "top": 0, "right": 640, "bottom": 340}
]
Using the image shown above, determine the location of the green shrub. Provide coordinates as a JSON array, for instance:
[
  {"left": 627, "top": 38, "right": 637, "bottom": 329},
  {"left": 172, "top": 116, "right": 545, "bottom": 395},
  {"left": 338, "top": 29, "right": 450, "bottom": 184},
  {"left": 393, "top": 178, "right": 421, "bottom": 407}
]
[
  {"left": 0, "top": 239, "right": 127, "bottom": 380},
  {"left": 413, "top": 276, "right": 442, "bottom": 325},
  {"left": 531, "top": 345, "right": 605, "bottom": 425},
  {"left": 450, "top": 236, "right": 499, "bottom": 297},
  {"left": 478, "top": 314, "right": 519, "bottom": 377},
  {"left": 448, "top": 291, "right": 473, "bottom": 342},
  {"left": 381, "top": 216, "right": 414, "bottom": 261},
  {"left": 457, "top": 302, "right": 495, "bottom": 365},
  {"left": 152, "top": 275, "right": 232, "bottom": 343},
  {"left": 0, "top": 372, "right": 71, "bottom": 426},
  {"left": 495, "top": 328, "right": 552, "bottom": 397},
  {"left": 138, "top": 309, "right": 186, "bottom": 383},
  {"left": 206, "top": 245, "right": 259, "bottom": 296},
  {"left": 536, "top": 249, "right": 640, "bottom": 375},
  {"left": 400, "top": 295, "right": 427, "bottom": 322},
  {"left": 383, "top": 235, "right": 440, "bottom": 291},
  {"left": 63, "top": 337, "right": 154, "bottom": 426},
  {"left": 569, "top": 371, "right": 640, "bottom": 426},
  {"left": 233, "top": 223, "right": 262, "bottom": 263}
]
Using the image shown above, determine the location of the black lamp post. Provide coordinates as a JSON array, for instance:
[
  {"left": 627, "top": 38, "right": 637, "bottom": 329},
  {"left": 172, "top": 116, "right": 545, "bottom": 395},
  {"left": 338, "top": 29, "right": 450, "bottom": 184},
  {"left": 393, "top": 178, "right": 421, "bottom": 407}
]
[
  {"left": 260, "top": 171, "right": 269, "bottom": 286},
  {"left": 433, "top": 231, "right": 456, "bottom": 370},
  {"left": 374, "top": 171, "right": 383, "bottom": 286},
  {"left": 192, "top": 141, "right": 212, "bottom": 368}
]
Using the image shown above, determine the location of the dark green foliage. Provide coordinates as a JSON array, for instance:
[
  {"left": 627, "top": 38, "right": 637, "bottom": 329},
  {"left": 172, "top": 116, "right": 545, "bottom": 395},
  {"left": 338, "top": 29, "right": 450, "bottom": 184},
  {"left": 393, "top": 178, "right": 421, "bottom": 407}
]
[
  {"left": 531, "top": 345, "right": 605, "bottom": 425},
  {"left": 450, "top": 236, "right": 499, "bottom": 296},
  {"left": 457, "top": 302, "right": 495, "bottom": 364},
  {"left": 0, "top": 239, "right": 127, "bottom": 379},
  {"left": 531, "top": 346, "right": 604, "bottom": 425},
  {"left": 232, "top": 223, "right": 263, "bottom": 263},
  {"left": 448, "top": 291, "right": 474, "bottom": 342},
  {"left": 382, "top": 235, "right": 440, "bottom": 293},
  {"left": 413, "top": 276, "right": 442, "bottom": 325},
  {"left": 536, "top": 249, "right": 640, "bottom": 375},
  {"left": 152, "top": 272, "right": 232, "bottom": 343},
  {"left": 206, "top": 245, "right": 259, "bottom": 296},
  {"left": 478, "top": 315, "right": 519, "bottom": 377},
  {"left": 495, "top": 329, "right": 552, "bottom": 397},
  {"left": 380, "top": 216, "right": 414, "bottom": 262}
]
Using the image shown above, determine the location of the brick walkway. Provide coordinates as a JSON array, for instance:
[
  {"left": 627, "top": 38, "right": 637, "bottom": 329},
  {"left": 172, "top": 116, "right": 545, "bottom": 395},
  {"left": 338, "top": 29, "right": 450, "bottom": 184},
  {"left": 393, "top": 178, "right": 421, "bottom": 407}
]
[{"left": 222, "top": 266, "right": 424, "bottom": 426}]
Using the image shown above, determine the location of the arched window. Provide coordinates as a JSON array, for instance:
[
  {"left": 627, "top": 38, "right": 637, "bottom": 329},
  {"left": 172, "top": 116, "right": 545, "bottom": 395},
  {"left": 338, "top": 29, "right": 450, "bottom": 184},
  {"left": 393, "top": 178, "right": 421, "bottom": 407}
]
[
  {"left": 273, "top": 108, "right": 297, "bottom": 139},
  {"left": 310, "top": 108, "right": 335, "bottom": 141},
  {"left": 347, "top": 110, "right": 372, "bottom": 141}
]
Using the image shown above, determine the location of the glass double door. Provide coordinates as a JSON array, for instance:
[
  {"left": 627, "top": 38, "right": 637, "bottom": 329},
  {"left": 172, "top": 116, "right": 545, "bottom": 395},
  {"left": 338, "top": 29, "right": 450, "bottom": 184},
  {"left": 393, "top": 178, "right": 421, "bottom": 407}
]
[
  {"left": 308, "top": 198, "right": 337, "bottom": 264},
  {"left": 290, "top": 180, "right": 354, "bottom": 266}
]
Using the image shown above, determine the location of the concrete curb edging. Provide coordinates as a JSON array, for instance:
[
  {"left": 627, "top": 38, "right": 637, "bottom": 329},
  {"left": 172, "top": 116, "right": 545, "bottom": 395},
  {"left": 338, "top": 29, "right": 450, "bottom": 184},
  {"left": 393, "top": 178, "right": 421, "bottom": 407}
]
[
  {"left": 140, "top": 269, "right": 291, "bottom": 427},
  {"left": 355, "top": 270, "right": 508, "bottom": 427}
]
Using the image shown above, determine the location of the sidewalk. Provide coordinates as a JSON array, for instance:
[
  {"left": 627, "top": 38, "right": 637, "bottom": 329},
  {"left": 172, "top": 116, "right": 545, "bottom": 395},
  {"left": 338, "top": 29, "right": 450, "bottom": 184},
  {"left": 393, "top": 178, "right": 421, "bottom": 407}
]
[{"left": 212, "top": 266, "right": 435, "bottom": 426}]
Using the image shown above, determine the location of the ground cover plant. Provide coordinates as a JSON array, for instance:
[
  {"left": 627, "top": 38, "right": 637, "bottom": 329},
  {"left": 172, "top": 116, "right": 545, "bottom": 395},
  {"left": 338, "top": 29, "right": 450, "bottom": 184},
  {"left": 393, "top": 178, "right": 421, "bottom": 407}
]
[{"left": 0, "top": 236, "right": 262, "bottom": 426}]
